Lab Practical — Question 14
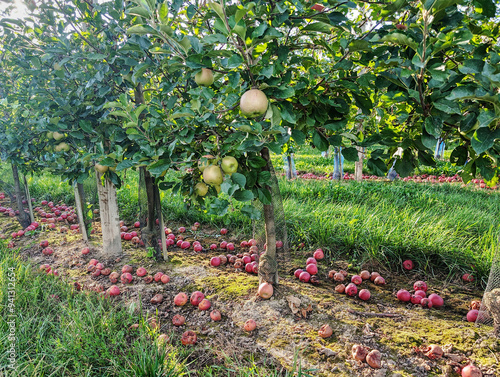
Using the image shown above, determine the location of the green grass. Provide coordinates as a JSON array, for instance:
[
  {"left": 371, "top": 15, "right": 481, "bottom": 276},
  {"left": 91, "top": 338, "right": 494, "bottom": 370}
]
[
  {"left": 270, "top": 145, "right": 461, "bottom": 176},
  {"left": 0, "top": 244, "right": 192, "bottom": 376},
  {"left": 0, "top": 146, "right": 497, "bottom": 286}
]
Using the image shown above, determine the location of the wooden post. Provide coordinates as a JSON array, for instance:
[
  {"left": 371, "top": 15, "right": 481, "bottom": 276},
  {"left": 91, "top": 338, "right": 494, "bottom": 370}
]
[
  {"left": 74, "top": 182, "right": 88, "bottom": 242},
  {"left": 95, "top": 168, "right": 122, "bottom": 257},
  {"left": 22, "top": 175, "right": 35, "bottom": 223},
  {"left": 354, "top": 146, "right": 364, "bottom": 182},
  {"left": 258, "top": 147, "right": 278, "bottom": 285}
]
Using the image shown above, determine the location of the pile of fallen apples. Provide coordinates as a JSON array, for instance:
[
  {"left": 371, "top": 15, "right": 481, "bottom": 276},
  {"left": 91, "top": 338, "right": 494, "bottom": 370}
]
[
  {"left": 330, "top": 269, "right": 386, "bottom": 301},
  {"left": 293, "top": 248, "right": 325, "bottom": 285},
  {"left": 395, "top": 280, "right": 444, "bottom": 308}
]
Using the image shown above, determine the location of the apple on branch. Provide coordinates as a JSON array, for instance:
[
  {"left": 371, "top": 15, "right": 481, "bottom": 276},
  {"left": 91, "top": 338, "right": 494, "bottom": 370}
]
[
  {"left": 54, "top": 142, "right": 70, "bottom": 152},
  {"left": 95, "top": 163, "right": 109, "bottom": 174},
  {"left": 203, "top": 165, "right": 223, "bottom": 186},
  {"left": 53, "top": 131, "right": 65, "bottom": 141},
  {"left": 194, "top": 182, "right": 209, "bottom": 196},
  {"left": 194, "top": 68, "right": 214, "bottom": 86},
  {"left": 221, "top": 156, "right": 238, "bottom": 175},
  {"left": 240, "top": 89, "right": 268, "bottom": 118}
]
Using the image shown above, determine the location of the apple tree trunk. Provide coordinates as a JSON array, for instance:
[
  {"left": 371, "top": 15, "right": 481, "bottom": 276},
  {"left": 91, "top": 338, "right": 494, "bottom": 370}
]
[
  {"left": 22, "top": 175, "right": 35, "bottom": 224},
  {"left": 141, "top": 168, "right": 167, "bottom": 260},
  {"left": 96, "top": 168, "right": 122, "bottom": 258},
  {"left": 74, "top": 182, "right": 89, "bottom": 242},
  {"left": 354, "top": 146, "right": 364, "bottom": 182},
  {"left": 258, "top": 147, "right": 279, "bottom": 286},
  {"left": 11, "top": 164, "right": 31, "bottom": 229}
]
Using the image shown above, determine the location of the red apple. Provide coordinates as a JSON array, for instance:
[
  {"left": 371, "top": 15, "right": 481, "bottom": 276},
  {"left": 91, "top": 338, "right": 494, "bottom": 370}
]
[
  {"left": 174, "top": 292, "right": 188, "bottom": 306},
  {"left": 198, "top": 299, "right": 211, "bottom": 310},
  {"left": 121, "top": 272, "right": 133, "bottom": 284},
  {"left": 190, "top": 291, "right": 205, "bottom": 306},
  {"left": 299, "top": 271, "right": 311, "bottom": 282},
  {"left": 172, "top": 314, "right": 185, "bottom": 326},
  {"left": 306, "top": 263, "right": 318, "bottom": 275},
  {"left": 220, "top": 228, "right": 228, "bottom": 235},
  {"left": 403, "top": 259, "right": 414, "bottom": 270},
  {"left": 122, "top": 265, "right": 133, "bottom": 274},
  {"left": 244, "top": 319, "right": 256, "bottom": 332},
  {"left": 210, "top": 309, "right": 222, "bottom": 321},
  {"left": 358, "top": 289, "right": 371, "bottom": 301},
  {"left": 313, "top": 248, "right": 324, "bottom": 260},
  {"left": 210, "top": 257, "right": 221, "bottom": 267},
  {"left": 257, "top": 282, "right": 273, "bottom": 299},
  {"left": 306, "top": 257, "right": 317, "bottom": 265}
]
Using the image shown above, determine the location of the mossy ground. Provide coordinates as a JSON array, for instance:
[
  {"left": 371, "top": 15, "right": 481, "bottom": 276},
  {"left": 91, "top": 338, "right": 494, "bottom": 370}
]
[{"left": 1, "top": 203, "right": 499, "bottom": 377}]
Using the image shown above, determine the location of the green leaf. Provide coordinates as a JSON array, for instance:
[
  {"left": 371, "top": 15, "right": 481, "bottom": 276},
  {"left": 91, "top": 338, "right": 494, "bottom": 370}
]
[
  {"left": 380, "top": 33, "right": 418, "bottom": 51},
  {"left": 247, "top": 156, "right": 267, "bottom": 168},
  {"left": 126, "top": 24, "right": 155, "bottom": 35},
  {"left": 460, "top": 112, "right": 478, "bottom": 133},
  {"left": 341, "top": 147, "right": 359, "bottom": 162},
  {"left": 208, "top": 1, "right": 225, "bottom": 21},
  {"left": 395, "top": 157, "right": 413, "bottom": 177},
  {"left": 127, "top": 6, "right": 151, "bottom": 18},
  {"left": 475, "top": 0, "right": 496, "bottom": 17},
  {"left": 227, "top": 53, "right": 243, "bottom": 68},
  {"left": 116, "top": 160, "right": 135, "bottom": 171},
  {"left": 433, "top": 100, "right": 460, "bottom": 114},
  {"left": 477, "top": 109, "right": 496, "bottom": 128},
  {"left": 241, "top": 204, "right": 261, "bottom": 220},
  {"left": 257, "top": 171, "right": 271, "bottom": 185},
  {"left": 221, "top": 181, "right": 238, "bottom": 197},
  {"left": 352, "top": 93, "right": 372, "bottom": 115},
  {"left": 302, "top": 22, "right": 332, "bottom": 33},
  {"left": 159, "top": 3, "right": 169, "bottom": 22},
  {"left": 158, "top": 181, "right": 175, "bottom": 191},
  {"left": 367, "top": 157, "right": 387, "bottom": 176},
  {"left": 450, "top": 145, "right": 468, "bottom": 165},
  {"left": 291, "top": 129, "right": 306, "bottom": 145},
  {"left": 312, "top": 130, "right": 329, "bottom": 151},
  {"left": 231, "top": 173, "right": 246, "bottom": 188},
  {"left": 471, "top": 128, "right": 500, "bottom": 154},
  {"left": 148, "top": 159, "right": 171, "bottom": 176},
  {"left": 208, "top": 198, "right": 229, "bottom": 216},
  {"left": 233, "top": 189, "right": 254, "bottom": 202},
  {"left": 425, "top": 116, "right": 442, "bottom": 138}
]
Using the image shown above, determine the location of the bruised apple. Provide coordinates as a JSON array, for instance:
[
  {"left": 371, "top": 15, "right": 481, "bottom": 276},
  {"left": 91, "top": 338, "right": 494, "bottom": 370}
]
[
  {"left": 190, "top": 291, "right": 205, "bottom": 306},
  {"left": 244, "top": 319, "right": 257, "bottom": 332},
  {"left": 366, "top": 349, "right": 382, "bottom": 369},
  {"left": 150, "top": 294, "right": 163, "bottom": 304},
  {"left": 181, "top": 330, "right": 197, "bottom": 345},
  {"left": 210, "top": 309, "right": 222, "bottom": 321},
  {"left": 198, "top": 299, "right": 211, "bottom": 310},
  {"left": 318, "top": 324, "right": 333, "bottom": 338},
  {"left": 172, "top": 314, "right": 186, "bottom": 326}
]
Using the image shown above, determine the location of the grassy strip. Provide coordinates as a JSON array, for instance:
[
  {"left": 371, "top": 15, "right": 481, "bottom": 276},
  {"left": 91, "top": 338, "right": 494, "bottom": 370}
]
[
  {"left": 0, "top": 245, "right": 316, "bottom": 377},
  {"left": 1, "top": 156, "right": 497, "bottom": 284},
  {"left": 0, "top": 244, "right": 191, "bottom": 377}
]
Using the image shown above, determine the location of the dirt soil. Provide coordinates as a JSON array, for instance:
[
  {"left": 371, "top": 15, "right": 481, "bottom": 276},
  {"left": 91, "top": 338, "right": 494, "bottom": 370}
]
[{"left": 2, "top": 200, "right": 499, "bottom": 377}]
